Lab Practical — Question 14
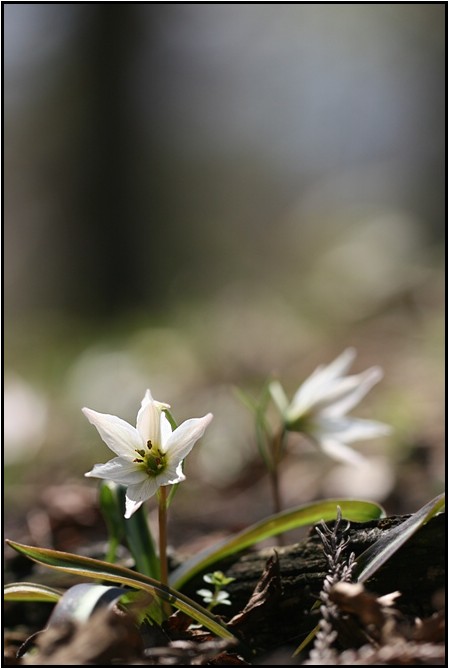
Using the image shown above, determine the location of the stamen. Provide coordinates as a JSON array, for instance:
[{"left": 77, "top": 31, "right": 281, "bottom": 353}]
[{"left": 143, "top": 446, "right": 167, "bottom": 476}]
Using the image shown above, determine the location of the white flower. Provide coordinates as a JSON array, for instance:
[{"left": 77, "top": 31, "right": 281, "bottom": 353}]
[
  {"left": 83, "top": 389, "right": 213, "bottom": 518},
  {"left": 269, "top": 348, "right": 391, "bottom": 465}
]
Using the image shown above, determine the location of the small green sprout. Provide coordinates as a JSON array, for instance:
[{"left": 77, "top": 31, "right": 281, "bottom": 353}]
[{"left": 197, "top": 571, "right": 235, "bottom": 611}]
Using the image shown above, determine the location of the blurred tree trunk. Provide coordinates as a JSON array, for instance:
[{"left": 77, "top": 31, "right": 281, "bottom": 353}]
[{"left": 70, "top": 5, "right": 143, "bottom": 314}]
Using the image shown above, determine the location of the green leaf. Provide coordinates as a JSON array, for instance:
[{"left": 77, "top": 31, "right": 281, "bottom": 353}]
[
  {"left": 114, "top": 589, "right": 161, "bottom": 626},
  {"left": 353, "top": 492, "right": 445, "bottom": 583},
  {"left": 166, "top": 482, "right": 180, "bottom": 508},
  {"left": 170, "top": 499, "right": 384, "bottom": 590},
  {"left": 162, "top": 408, "right": 178, "bottom": 432},
  {"left": 4, "top": 582, "right": 62, "bottom": 603},
  {"left": 233, "top": 383, "right": 275, "bottom": 469},
  {"left": 99, "top": 482, "right": 125, "bottom": 564},
  {"left": 121, "top": 491, "right": 160, "bottom": 580},
  {"left": 5, "top": 540, "right": 237, "bottom": 643},
  {"left": 100, "top": 482, "right": 160, "bottom": 579},
  {"left": 232, "top": 385, "right": 260, "bottom": 414}
]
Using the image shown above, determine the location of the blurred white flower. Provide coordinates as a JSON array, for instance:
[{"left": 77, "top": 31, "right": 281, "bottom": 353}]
[
  {"left": 324, "top": 456, "right": 395, "bottom": 501},
  {"left": 5, "top": 375, "right": 48, "bottom": 464},
  {"left": 83, "top": 389, "right": 213, "bottom": 518},
  {"left": 196, "top": 589, "right": 232, "bottom": 607},
  {"left": 269, "top": 348, "right": 391, "bottom": 465}
]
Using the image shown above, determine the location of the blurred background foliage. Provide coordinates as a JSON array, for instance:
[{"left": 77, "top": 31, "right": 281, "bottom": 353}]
[{"left": 4, "top": 4, "right": 445, "bottom": 549}]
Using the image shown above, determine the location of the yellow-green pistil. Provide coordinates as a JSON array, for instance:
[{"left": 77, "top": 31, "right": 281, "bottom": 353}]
[{"left": 133, "top": 440, "right": 167, "bottom": 477}]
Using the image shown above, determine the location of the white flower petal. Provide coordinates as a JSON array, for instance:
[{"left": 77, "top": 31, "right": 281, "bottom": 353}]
[
  {"left": 136, "top": 389, "right": 169, "bottom": 446},
  {"left": 125, "top": 477, "right": 161, "bottom": 511},
  {"left": 159, "top": 463, "right": 186, "bottom": 486},
  {"left": 318, "top": 436, "right": 367, "bottom": 466},
  {"left": 323, "top": 367, "right": 384, "bottom": 417},
  {"left": 82, "top": 407, "right": 143, "bottom": 457},
  {"left": 288, "top": 369, "right": 325, "bottom": 418},
  {"left": 318, "top": 348, "right": 357, "bottom": 382},
  {"left": 288, "top": 348, "right": 358, "bottom": 418},
  {"left": 165, "top": 413, "right": 213, "bottom": 462},
  {"left": 85, "top": 457, "right": 148, "bottom": 484},
  {"left": 197, "top": 589, "right": 213, "bottom": 600},
  {"left": 317, "top": 416, "right": 392, "bottom": 443},
  {"left": 125, "top": 497, "right": 144, "bottom": 519},
  {"left": 216, "top": 591, "right": 232, "bottom": 604},
  {"left": 288, "top": 375, "right": 359, "bottom": 419},
  {"left": 160, "top": 411, "right": 173, "bottom": 451}
]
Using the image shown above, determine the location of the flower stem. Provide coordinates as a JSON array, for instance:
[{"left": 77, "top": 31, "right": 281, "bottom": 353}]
[
  {"left": 270, "top": 468, "right": 283, "bottom": 516},
  {"left": 272, "top": 428, "right": 286, "bottom": 511},
  {"left": 158, "top": 486, "right": 168, "bottom": 584},
  {"left": 270, "top": 428, "right": 286, "bottom": 545},
  {"left": 158, "top": 485, "right": 171, "bottom": 616}
]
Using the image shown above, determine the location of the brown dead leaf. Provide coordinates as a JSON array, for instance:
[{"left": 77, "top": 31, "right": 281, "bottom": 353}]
[
  {"left": 143, "top": 638, "right": 242, "bottom": 666},
  {"left": 229, "top": 551, "right": 282, "bottom": 633},
  {"left": 413, "top": 611, "right": 445, "bottom": 644},
  {"left": 329, "top": 581, "right": 400, "bottom": 630},
  {"left": 201, "top": 650, "right": 251, "bottom": 666}
]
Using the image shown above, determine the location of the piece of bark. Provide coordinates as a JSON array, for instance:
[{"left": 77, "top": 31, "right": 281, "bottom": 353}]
[{"left": 185, "top": 513, "right": 445, "bottom": 653}]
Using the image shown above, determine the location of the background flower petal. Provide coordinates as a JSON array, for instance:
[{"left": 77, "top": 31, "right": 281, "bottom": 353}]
[
  {"left": 318, "top": 436, "right": 367, "bottom": 466},
  {"left": 318, "top": 416, "right": 392, "bottom": 443},
  {"left": 317, "top": 347, "right": 357, "bottom": 382},
  {"left": 288, "top": 348, "right": 360, "bottom": 418},
  {"left": 288, "top": 373, "right": 362, "bottom": 419},
  {"left": 322, "top": 366, "right": 383, "bottom": 416}
]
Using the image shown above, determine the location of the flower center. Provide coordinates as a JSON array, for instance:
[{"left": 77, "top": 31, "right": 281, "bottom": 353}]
[
  {"left": 133, "top": 440, "right": 167, "bottom": 477},
  {"left": 285, "top": 410, "right": 317, "bottom": 434}
]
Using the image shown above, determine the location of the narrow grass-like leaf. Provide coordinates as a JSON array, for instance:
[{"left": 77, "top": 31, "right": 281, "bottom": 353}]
[
  {"left": 120, "top": 489, "right": 160, "bottom": 579},
  {"left": 100, "top": 482, "right": 160, "bottom": 579},
  {"left": 162, "top": 408, "right": 178, "bottom": 432},
  {"left": 233, "top": 383, "right": 275, "bottom": 470},
  {"left": 292, "top": 623, "right": 320, "bottom": 657},
  {"left": 353, "top": 492, "right": 445, "bottom": 583},
  {"left": 5, "top": 541, "right": 237, "bottom": 642},
  {"left": 232, "top": 385, "right": 260, "bottom": 414},
  {"left": 170, "top": 499, "right": 384, "bottom": 589},
  {"left": 99, "top": 482, "right": 125, "bottom": 564},
  {"left": 4, "top": 582, "right": 62, "bottom": 603}
]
